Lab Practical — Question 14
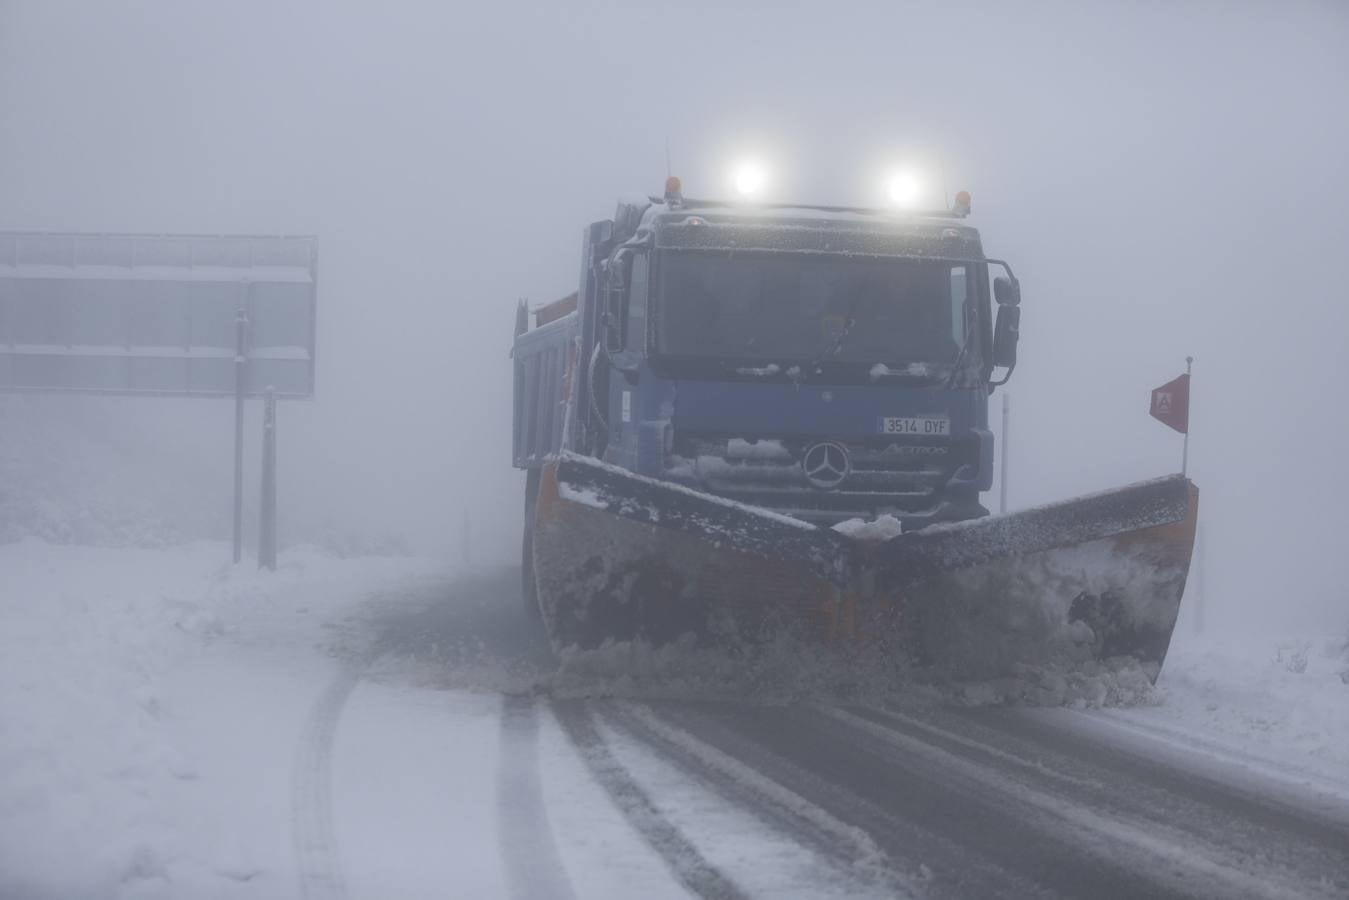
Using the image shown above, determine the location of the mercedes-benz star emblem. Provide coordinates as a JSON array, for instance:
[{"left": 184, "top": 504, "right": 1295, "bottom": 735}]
[{"left": 802, "top": 441, "right": 850, "bottom": 489}]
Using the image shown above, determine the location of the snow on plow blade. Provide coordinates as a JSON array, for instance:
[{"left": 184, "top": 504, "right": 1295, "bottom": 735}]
[{"left": 531, "top": 453, "right": 1198, "bottom": 681}]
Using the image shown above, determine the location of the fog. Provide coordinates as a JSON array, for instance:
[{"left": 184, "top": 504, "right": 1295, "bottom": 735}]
[{"left": 2, "top": 1, "right": 1346, "bottom": 630}]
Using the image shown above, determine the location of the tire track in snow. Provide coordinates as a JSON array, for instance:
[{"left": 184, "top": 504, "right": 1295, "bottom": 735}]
[
  {"left": 598, "top": 701, "right": 919, "bottom": 899},
  {"left": 291, "top": 664, "right": 359, "bottom": 900},
  {"left": 552, "top": 700, "right": 749, "bottom": 900},
  {"left": 648, "top": 702, "right": 1048, "bottom": 900},
  {"left": 497, "top": 695, "right": 577, "bottom": 900}
]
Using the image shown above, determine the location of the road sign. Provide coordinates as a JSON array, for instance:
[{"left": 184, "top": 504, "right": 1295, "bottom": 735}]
[
  {"left": 0, "top": 231, "right": 318, "bottom": 565},
  {"left": 0, "top": 232, "right": 316, "bottom": 397}
]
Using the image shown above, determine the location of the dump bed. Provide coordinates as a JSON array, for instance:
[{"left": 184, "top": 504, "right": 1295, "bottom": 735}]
[{"left": 512, "top": 302, "right": 577, "bottom": 469}]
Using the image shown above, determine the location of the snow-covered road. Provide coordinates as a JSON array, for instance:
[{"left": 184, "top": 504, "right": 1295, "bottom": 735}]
[{"left": 2, "top": 543, "right": 1347, "bottom": 899}]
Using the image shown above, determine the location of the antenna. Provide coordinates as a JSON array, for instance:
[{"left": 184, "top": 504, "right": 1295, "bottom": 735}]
[
  {"left": 665, "top": 136, "right": 672, "bottom": 178},
  {"left": 940, "top": 157, "right": 950, "bottom": 209}
]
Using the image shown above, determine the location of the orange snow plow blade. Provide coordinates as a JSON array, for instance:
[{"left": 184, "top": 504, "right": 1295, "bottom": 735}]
[{"left": 531, "top": 453, "right": 1198, "bottom": 682}]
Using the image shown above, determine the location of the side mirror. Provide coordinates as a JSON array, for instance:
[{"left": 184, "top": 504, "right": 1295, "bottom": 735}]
[
  {"left": 993, "top": 305, "right": 1020, "bottom": 370},
  {"left": 993, "top": 275, "right": 1021, "bottom": 307}
]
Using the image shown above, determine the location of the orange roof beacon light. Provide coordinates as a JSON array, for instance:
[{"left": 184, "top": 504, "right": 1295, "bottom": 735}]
[
  {"left": 953, "top": 190, "right": 972, "bottom": 218},
  {"left": 664, "top": 176, "right": 683, "bottom": 207}
]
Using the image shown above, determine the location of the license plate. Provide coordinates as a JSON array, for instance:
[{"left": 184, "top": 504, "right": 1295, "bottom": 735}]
[{"left": 879, "top": 416, "right": 950, "bottom": 436}]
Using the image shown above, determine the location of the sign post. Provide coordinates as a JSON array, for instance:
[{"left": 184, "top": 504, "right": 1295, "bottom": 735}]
[
  {"left": 233, "top": 309, "right": 248, "bottom": 564},
  {"left": 258, "top": 386, "right": 278, "bottom": 571}
]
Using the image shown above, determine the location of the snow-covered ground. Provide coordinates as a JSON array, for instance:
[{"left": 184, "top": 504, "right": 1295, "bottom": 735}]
[
  {"left": 0, "top": 539, "right": 447, "bottom": 898},
  {"left": 1135, "top": 628, "right": 1349, "bottom": 782},
  {"left": 2, "top": 538, "right": 1346, "bottom": 898}
]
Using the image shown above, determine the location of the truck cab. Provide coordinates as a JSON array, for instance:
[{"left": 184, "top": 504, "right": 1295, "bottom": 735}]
[{"left": 513, "top": 179, "right": 1021, "bottom": 530}]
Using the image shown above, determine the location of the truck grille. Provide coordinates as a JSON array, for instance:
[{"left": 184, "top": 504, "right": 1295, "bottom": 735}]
[{"left": 673, "top": 436, "right": 966, "bottom": 524}]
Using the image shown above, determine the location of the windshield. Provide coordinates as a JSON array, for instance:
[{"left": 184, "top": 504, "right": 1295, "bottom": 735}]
[{"left": 655, "top": 250, "right": 972, "bottom": 367}]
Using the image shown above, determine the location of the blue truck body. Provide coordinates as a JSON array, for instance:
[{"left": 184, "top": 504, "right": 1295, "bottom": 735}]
[{"left": 513, "top": 187, "right": 1019, "bottom": 529}]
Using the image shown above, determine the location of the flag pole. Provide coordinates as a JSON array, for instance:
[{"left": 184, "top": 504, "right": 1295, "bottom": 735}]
[{"left": 1182, "top": 355, "right": 1193, "bottom": 478}]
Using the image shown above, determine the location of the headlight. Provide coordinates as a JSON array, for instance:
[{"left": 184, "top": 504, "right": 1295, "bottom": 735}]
[
  {"left": 732, "top": 161, "right": 768, "bottom": 198},
  {"left": 884, "top": 170, "right": 928, "bottom": 206},
  {"left": 886, "top": 170, "right": 923, "bottom": 207}
]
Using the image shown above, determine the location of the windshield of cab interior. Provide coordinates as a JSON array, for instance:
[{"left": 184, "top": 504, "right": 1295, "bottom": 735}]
[{"left": 655, "top": 250, "right": 972, "bottom": 366}]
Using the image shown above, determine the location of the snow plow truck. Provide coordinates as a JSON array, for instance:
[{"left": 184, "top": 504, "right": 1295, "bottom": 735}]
[{"left": 511, "top": 177, "right": 1197, "bottom": 682}]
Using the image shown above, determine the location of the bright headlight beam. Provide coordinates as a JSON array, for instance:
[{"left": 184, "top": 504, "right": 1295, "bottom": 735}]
[
  {"left": 887, "top": 171, "right": 923, "bottom": 206},
  {"left": 732, "top": 161, "right": 768, "bottom": 198}
]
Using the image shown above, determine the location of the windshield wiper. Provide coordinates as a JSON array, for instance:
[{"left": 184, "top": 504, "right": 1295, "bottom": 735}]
[
  {"left": 944, "top": 306, "right": 974, "bottom": 390},
  {"left": 808, "top": 295, "right": 866, "bottom": 372}
]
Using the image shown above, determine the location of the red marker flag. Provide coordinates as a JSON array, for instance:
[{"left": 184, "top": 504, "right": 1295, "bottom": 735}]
[{"left": 1150, "top": 373, "right": 1190, "bottom": 434}]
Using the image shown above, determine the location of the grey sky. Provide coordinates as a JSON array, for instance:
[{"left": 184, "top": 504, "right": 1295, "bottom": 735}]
[{"left": 2, "top": 1, "right": 1346, "bottom": 627}]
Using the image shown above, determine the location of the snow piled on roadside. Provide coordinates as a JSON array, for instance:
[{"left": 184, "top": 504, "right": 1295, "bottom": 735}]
[
  {"left": 1148, "top": 630, "right": 1349, "bottom": 774},
  {"left": 0, "top": 538, "right": 442, "bottom": 900}
]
